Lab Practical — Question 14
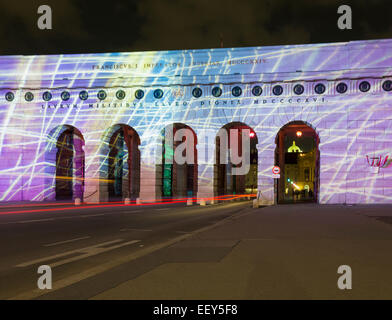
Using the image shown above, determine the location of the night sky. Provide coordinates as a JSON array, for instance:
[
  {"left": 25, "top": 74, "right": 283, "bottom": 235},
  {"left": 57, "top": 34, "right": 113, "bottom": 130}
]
[{"left": 0, "top": 0, "right": 391, "bottom": 55}]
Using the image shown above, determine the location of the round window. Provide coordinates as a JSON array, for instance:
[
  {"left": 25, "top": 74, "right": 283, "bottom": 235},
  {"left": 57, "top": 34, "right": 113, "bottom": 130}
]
[
  {"left": 97, "top": 90, "right": 107, "bottom": 100},
  {"left": 252, "top": 86, "right": 262, "bottom": 96},
  {"left": 336, "top": 82, "right": 348, "bottom": 94},
  {"left": 135, "top": 89, "right": 144, "bottom": 99},
  {"left": 5, "top": 92, "right": 14, "bottom": 102},
  {"left": 42, "top": 91, "right": 52, "bottom": 101},
  {"left": 79, "top": 90, "right": 88, "bottom": 100},
  {"left": 232, "top": 86, "right": 242, "bottom": 97},
  {"left": 153, "top": 89, "right": 164, "bottom": 99},
  {"left": 293, "top": 84, "right": 304, "bottom": 95},
  {"left": 192, "top": 87, "right": 202, "bottom": 98},
  {"left": 382, "top": 80, "right": 392, "bottom": 92},
  {"left": 359, "top": 81, "right": 371, "bottom": 93},
  {"left": 272, "top": 85, "right": 283, "bottom": 96},
  {"left": 212, "top": 87, "right": 222, "bottom": 97},
  {"left": 116, "top": 89, "right": 126, "bottom": 100},
  {"left": 25, "top": 92, "right": 34, "bottom": 101},
  {"left": 314, "top": 83, "right": 326, "bottom": 94},
  {"left": 61, "top": 91, "right": 70, "bottom": 101}
]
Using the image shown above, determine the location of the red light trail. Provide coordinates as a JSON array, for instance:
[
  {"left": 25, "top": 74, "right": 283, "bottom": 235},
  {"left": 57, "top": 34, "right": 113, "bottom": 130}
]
[{"left": 0, "top": 194, "right": 256, "bottom": 215}]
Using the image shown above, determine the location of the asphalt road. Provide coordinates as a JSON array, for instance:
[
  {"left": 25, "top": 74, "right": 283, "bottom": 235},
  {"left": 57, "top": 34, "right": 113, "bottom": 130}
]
[
  {"left": 91, "top": 203, "right": 392, "bottom": 300},
  {"left": 0, "top": 200, "right": 251, "bottom": 299}
]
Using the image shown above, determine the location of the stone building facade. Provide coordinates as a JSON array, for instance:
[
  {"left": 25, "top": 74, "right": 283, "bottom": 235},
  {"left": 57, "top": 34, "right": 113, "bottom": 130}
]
[{"left": 0, "top": 39, "right": 392, "bottom": 204}]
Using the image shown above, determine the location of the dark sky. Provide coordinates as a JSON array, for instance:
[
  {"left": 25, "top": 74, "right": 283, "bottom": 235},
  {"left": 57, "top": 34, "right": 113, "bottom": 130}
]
[{"left": 0, "top": 0, "right": 391, "bottom": 55}]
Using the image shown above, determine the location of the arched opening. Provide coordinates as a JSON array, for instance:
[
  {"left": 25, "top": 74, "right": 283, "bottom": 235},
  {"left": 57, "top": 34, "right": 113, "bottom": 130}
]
[
  {"left": 215, "top": 122, "right": 258, "bottom": 196},
  {"left": 103, "top": 124, "right": 140, "bottom": 201},
  {"left": 275, "top": 121, "right": 320, "bottom": 204},
  {"left": 47, "top": 125, "right": 85, "bottom": 201},
  {"left": 161, "top": 123, "right": 197, "bottom": 198}
]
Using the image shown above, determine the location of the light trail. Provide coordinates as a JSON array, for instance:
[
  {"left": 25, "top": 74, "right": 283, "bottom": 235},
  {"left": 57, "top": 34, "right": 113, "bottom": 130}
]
[{"left": 0, "top": 194, "right": 256, "bottom": 215}]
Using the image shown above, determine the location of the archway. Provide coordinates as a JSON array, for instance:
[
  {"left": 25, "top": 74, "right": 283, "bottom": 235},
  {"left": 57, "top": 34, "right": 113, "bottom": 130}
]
[
  {"left": 275, "top": 121, "right": 320, "bottom": 203},
  {"left": 103, "top": 124, "right": 140, "bottom": 201},
  {"left": 161, "top": 123, "right": 197, "bottom": 198},
  {"left": 215, "top": 122, "right": 258, "bottom": 196},
  {"left": 46, "top": 125, "right": 85, "bottom": 201}
]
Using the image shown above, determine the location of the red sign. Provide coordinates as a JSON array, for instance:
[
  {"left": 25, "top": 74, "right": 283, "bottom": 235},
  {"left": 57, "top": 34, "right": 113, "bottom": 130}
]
[{"left": 272, "top": 166, "right": 280, "bottom": 175}]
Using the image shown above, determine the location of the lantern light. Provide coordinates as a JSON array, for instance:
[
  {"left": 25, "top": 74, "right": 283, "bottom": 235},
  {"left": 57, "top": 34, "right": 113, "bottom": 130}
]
[{"left": 296, "top": 130, "right": 303, "bottom": 137}]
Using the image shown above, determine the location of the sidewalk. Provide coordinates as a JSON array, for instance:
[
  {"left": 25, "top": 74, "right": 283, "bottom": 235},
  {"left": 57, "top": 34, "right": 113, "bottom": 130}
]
[{"left": 92, "top": 204, "right": 392, "bottom": 299}]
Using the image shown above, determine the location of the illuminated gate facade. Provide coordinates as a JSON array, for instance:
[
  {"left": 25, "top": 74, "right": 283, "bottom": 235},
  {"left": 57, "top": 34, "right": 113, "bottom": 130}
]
[{"left": 1, "top": 39, "right": 392, "bottom": 204}]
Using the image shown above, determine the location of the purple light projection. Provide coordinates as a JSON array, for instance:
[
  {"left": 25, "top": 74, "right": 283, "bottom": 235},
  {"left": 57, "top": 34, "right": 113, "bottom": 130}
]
[{"left": 0, "top": 39, "right": 392, "bottom": 204}]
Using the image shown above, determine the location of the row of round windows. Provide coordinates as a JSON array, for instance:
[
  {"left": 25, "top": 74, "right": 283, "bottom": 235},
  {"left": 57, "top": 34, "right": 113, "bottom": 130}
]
[
  {"left": 4, "top": 80, "right": 392, "bottom": 102},
  {"left": 4, "top": 89, "right": 146, "bottom": 102}
]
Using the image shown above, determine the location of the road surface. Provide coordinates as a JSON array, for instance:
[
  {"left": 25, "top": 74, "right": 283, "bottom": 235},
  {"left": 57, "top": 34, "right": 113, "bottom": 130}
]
[{"left": 0, "top": 200, "right": 250, "bottom": 299}]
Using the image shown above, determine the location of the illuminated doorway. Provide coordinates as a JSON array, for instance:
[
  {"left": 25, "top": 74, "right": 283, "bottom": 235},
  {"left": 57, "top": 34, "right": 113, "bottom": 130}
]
[
  {"left": 161, "top": 123, "right": 197, "bottom": 198},
  {"left": 215, "top": 122, "right": 258, "bottom": 196},
  {"left": 107, "top": 124, "right": 140, "bottom": 201},
  {"left": 55, "top": 126, "right": 85, "bottom": 200},
  {"left": 275, "top": 121, "right": 319, "bottom": 203}
]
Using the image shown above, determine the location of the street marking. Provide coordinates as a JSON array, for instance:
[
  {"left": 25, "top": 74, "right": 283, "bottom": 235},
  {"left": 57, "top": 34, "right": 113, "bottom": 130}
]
[
  {"left": 120, "top": 228, "right": 152, "bottom": 232},
  {"left": 54, "top": 214, "right": 105, "bottom": 219},
  {"left": 80, "top": 214, "right": 105, "bottom": 218},
  {"left": 49, "top": 240, "right": 140, "bottom": 267},
  {"left": 43, "top": 236, "right": 91, "bottom": 247},
  {"left": 0, "top": 213, "right": 106, "bottom": 225},
  {"left": 155, "top": 208, "right": 170, "bottom": 211},
  {"left": 17, "top": 218, "right": 55, "bottom": 223},
  {"left": 16, "top": 239, "right": 139, "bottom": 267}
]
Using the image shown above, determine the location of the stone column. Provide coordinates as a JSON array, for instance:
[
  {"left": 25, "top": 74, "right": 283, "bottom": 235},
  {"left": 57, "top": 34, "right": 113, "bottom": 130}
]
[
  {"left": 178, "top": 165, "right": 189, "bottom": 197},
  {"left": 43, "top": 145, "right": 57, "bottom": 201},
  {"left": 22, "top": 145, "right": 45, "bottom": 201},
  {"left": 138, "top": 136, "right": 162, "bottom": 202},
  {"left": 256, "top": 143, "right": 275, "bottom": 205},
  {"left": 73, "top": 134, "right": 84, "bottom": 200},
  {"left": 196, "top": 140, "right": 216, "bottom": 204},
  {"left": 122, "top": 150, "right": 130, "bottom": 199},
  {"left": 129, "top": 136, "right": 140, "bottom": 199},
  {"left": 138, "top": 165, "right": 161, "bottom": 202},
  {"left": 83, "top": 143, "right": 105, "bottom": 203}
]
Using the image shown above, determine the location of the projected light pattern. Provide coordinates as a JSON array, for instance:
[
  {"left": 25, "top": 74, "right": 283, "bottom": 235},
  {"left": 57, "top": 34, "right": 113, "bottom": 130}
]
[{"left": 0, "top": 39, "right": 392, "bottom": 204}]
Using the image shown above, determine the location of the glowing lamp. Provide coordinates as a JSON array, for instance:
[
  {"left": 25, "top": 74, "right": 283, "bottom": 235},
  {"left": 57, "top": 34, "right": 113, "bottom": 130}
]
[
  {"left": 249, "top": 132, "right": 255, "bottom": 138},
  {"left": 296, "top": 130, "right": 303, "bottom": 137}
]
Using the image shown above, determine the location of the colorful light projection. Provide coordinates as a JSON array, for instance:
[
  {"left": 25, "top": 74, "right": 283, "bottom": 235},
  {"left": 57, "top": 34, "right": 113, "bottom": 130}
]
[{"left": 0, "top": 39, "right": 392, "bottom": 204}]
